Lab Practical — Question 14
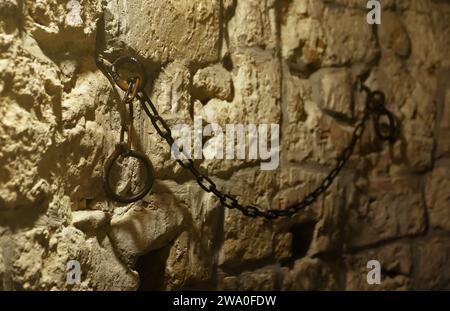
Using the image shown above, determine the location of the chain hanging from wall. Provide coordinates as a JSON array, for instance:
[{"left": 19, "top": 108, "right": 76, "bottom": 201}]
[{"left": 95, "top": 54, "right": 398, "bottom": 220}]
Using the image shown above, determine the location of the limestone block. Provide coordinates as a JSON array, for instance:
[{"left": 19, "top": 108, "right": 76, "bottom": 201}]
[
  {"left": 403, "top": 7, "right": 442, "bottom": 69},
  {"left": 71, "top": 210, "right": 108, "bottom": 232},
  {"left": 283, "top": 68, "right": 389, "bottom": 169},
  {"left": 282, "top": 258, "right": 338, "bottom": 290},
  {"left": 226, "top": 168, "right": 327, "bottom": 218},
  {"left": 219, "top": 267, "right": 277, "bottom": 291},
  {"left": 283, "top": 73, "right": 355, "bottom": 166},
  {"left": 104, "top": 0, "right": 220, "bottom": 64},
  {"left": 310, "top": 68, "right": 354, "bottom": 118},
  {"left": 109, "top": 195, "right": 184, "bottom": 264},
  {"left": 0, "top": 49, "right": 59, "bottom": 209},
  {"left": 219, "top": 210, "right": 274, "bottom": 269},
  {"left": 218, "top": 167, "right": 342, "bottom": 268},
  {"left": 162, "top": 231, "right": 213, "bottom": 290},
  {"left": 281, "top": 1, "right": 325, "bottom": 76},
  {"left": 431, "top": 3, "right": 450, "bottom": 67},
  {"left": 436, "top": 87, "right": 450, "bottom": 158},
  {"left": 194, "top": 49, "right": 281, "bottom": 175},
  {"left": 80, "top": 233, "right": 139, "bottom": 290},
  {"left": 149, "top": 184, "right": 221, "bottom": 289},
  {"left": 274, "top": 232, "right": 293, "bottom": 262},
  {"left": 379, "top": 11, "right": 411, "bottom": 58},
  {"left": 228, "top": 0, "right": 278, "bottom": 50},
  {"left": 347, "top": 177, "right": 426, "bottom": 248},
  {"left": 229, "top": 50, "right": 281, "bottom": 124},
  {"left": 193, "top": 65, "right": 233, "bottom": 101},
  {"left": 321, "top": 7, "right": 378, "bottom": 67},
  {"left": 425, "top": 167, "right": 450, "bottom": 231},
  {"left": 402, "top": 79, "right": 436, "bottom": 172},
  {"left": 150, "top": 61, "right": 192, "bottom": 119},
  {"left": 284, "top": 73, "right": 309, "bottom": 126},
  {"left": 376, "top": 243, "right": 412, "bottom": 276},
  {"left": 26, "top": 0, "right": 102, "bottom": 54},
  {"left": 346, "top": 271, "right": 410, "bottom": 291},
  {"left": 412, "top": 236, "right": 450, "bottom": 290},
  {"left": 11, "top": 226, "right": 138, "bottom": 290},
  {"left": 141, "top": 61, "right": 194, "bottom": 177},
  {"left": 184, "top": 186, "right": 222, "bottom": 251},
  {"left": 345, "top": 242, "right": 412, "bottom": 290},
  {"left": 307, "top": 188, "right": 346, "bottom": 256}
]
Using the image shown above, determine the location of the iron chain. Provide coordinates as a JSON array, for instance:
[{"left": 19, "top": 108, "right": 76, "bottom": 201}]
[{"left": 99, "top": 56, "right": 397, "bottom": 219}]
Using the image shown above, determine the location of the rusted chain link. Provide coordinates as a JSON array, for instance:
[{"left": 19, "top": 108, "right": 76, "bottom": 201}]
[
  {"left": 101, "top": 61, "right": 155, "bottom": 204},
  {"left": 98, "top": 55, "right": 398, "bottom": 219}
]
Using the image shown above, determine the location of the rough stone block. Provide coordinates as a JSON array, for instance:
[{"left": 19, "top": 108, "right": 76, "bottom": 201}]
[
  {"left": 347, "top": 177, "right": 426, "bottom": 248},
  {"left": 425, "top": 167, "right": 450, "bottom": 231}
]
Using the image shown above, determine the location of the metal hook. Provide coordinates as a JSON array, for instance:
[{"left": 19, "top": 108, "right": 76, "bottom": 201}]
[
  {"left": 103, "top": 143, "right": 155, "bottom": 204},
  {"left": 368, "top": 91, "right": 386, "bottom": 112}
]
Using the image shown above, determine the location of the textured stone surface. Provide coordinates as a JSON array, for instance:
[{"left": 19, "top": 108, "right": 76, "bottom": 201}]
[
  {"left": 1, "top": 226, "right": 138, "bottom": 290},
  {"left": 1, "top": 0, "right": 450, "bottom": 291},
  {"left": 282, "top": 258, "right": 338, "bottom": 290},
  {"left": 219, "top": 267, "right": 278, "bottom": 291},
  {"left": 425, "top": 167, "right": 450, "bottom": 232},
  {"left": 71, "top": 210, "right": 108, "bottom": 232},
  {"left": 311, "top": 68, "right": 355, "bottom": 118},
  {"left": 412, "top": 236, "right": 450, "bottom": 290},
  {"left": 193, "top": 65, "right": 233, "bottom": 102},
  {"left": 162, "top": 231, "right": 213, "bottom": 290},
  {"left": 347, "top": 177, "right": 426, "bottom": 248},
  {"left": 104, "top": 0, "right": 221, "bottom": 64},
  {"left": 345, "top": 242, "right": 412, "bottom": 290},
  {"left": 436, "top": 78, "right": 450, "bottom": 159},
  {"left": 109, "top": 196, "right": 184, "bottom": 264}
]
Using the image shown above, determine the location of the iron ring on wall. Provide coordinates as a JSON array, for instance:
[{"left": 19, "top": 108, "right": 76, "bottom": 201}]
[{"left": 102, "top": 142, "right": 154, "bottom": 203}]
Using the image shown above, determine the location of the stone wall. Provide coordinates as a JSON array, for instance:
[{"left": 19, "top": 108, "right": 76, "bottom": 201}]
[{"left": 1, "top": 0, "right": 450, "bottom": 290}]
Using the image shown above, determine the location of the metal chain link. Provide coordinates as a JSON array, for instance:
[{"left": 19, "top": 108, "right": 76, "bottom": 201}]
[{"left": 98, "top": 55, "right": 398, "bottom": 219}]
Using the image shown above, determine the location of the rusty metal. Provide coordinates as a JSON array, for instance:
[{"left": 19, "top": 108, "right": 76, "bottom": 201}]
[
  {"left": 111, "top": 56, "right": 146, "bottom": 92},
  {"left": 119, "top": 78, "right": 141, "bottom": 150},
  {"left": 367, "top": 91, "right": 398, "bottom": 142},
  {"left": 100, "top": 59, "right": 154, "bottom": 203},
  {"left": 98, "top": 56, "right": 400, "bottom": 218},
  {"left": 102, "top": 142, "right": 154, "bottom": 204}
]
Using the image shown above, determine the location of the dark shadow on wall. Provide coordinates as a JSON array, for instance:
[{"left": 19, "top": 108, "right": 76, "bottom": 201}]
[
  {"left": 134, "top": 243, "right": 172, "bottom": 291},
  {"left": 290, "top": 221, "right": 316, "bottom": 260}
]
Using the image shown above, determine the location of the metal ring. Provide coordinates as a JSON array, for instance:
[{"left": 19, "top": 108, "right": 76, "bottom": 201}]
[
  {"left": 111, "top": 56, "right": 146, "bottom": 92},
  {"left": 103, "top": 143, "right": 154, "bottom": 203},
  {"left": 373, "top": 108, "right": 397, "bottom": 142},
  {"left": 122, "top": 77, "right": 141, "bottom": 104}
]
